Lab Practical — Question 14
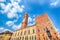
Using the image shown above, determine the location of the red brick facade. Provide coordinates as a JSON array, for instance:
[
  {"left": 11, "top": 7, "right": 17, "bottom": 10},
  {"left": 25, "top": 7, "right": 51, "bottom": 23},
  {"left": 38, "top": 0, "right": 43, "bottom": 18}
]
[{"left": 35, "top": 14, "right": 60, "bottom": 40}]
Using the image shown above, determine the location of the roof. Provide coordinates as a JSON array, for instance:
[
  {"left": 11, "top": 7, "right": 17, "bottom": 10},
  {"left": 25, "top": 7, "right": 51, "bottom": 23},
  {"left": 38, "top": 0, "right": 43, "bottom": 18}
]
[{"left": 0, "top": 31, "right": 12, "bottom": 35}]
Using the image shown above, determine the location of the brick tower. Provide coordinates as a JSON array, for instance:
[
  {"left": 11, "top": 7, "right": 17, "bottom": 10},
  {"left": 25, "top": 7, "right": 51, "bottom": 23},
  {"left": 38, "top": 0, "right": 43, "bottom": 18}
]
[
  {"left": 21, "top": 12, "right": 28, "bottom": 29},
  {"left": 35, "top": 14, "right": 59, "bottom": 40}
]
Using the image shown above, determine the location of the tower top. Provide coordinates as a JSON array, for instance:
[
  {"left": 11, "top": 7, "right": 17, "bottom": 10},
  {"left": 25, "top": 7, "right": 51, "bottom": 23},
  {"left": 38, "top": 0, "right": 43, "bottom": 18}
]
[
  {"left": 24, "top": 12, "right": 28, "bottom": 18},
  {"left": 21, "top": 12, "right": 28, "bottom": 29}
]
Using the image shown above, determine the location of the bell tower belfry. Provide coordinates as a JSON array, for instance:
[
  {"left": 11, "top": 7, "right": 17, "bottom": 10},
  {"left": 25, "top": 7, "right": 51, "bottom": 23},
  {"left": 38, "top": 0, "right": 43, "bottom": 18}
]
[{"left": 21, "top": 12, "right": 28, "bottom": 29}]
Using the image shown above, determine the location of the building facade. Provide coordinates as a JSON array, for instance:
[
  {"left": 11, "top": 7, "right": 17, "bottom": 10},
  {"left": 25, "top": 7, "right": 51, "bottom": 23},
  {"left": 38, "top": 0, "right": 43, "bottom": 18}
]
[
  {"left": 59, "top": 33, "right": 60, "bottom": 39},
  {"left": 10, "top": 12, "right": 60, "bottom": 40},
  {"left": 0, "top": 33, "right": 4, "bottom": 40},
  {"left": 0, "top": 31, "right": 12, "bottom": 40}
]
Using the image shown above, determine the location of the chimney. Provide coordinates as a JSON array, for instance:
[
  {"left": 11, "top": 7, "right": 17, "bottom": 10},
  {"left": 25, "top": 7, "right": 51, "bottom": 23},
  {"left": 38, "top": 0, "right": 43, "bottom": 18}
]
[{"left": 21, "top": 12, "right": 28, "bottom": 29}]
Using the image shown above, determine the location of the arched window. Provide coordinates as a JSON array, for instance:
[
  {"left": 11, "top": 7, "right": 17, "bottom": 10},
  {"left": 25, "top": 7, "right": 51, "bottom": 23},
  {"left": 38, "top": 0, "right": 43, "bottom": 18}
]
[
  {"left": 25, "top": 37, "right": 26, "bottom": 40},
  {"left": 21, "top": 32, "right": 22, "bottom": 35},
  {"left": 35, "top": 35, "right": 36, "bottom": 40},
  {"left": 31, "top": 35, "right": 36, "bottom": 40},
  {"left": 30, "top": 36, "right": 31, "bottom": 40},
  {"left": 32, "top": 36, "right": 33, "bottom": 40},
  {"left": 33, "top": 29, "right": 35, "bottom": 33},
  {"left": 20, "top": 37, "right": 21, "bottom": 40},
  {"left": 28, "top": 30, "right": 30, "bottom": 34},
  {"left": 22, "top": 37, "right": 24, "bottom": 40},
  {"left": 26, "top": 36, "right": 28, "bottom": 40}
]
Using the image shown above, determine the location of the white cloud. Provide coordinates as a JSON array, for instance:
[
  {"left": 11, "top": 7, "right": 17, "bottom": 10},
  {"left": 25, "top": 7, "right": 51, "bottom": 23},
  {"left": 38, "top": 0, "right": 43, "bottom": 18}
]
[
  {"left": 33, "top": 18, "right": 35, "bottom": 21},
  {"left": 0, "top": 27, "right": 5, "bottom": 33},
  {"left": 6, "top": 21, "right": 14, "bottom": 26},
  {"left": 7, "top": 12, "right": 18, "bottom": 18},
  {"left": 28, "top": 22, "right": 35, "bottom": 26},
  {"left": 3, "top": 29, "right": 13, "bottom": 32},
  {"left": 0, "top": 27, "right": 12, "bottom": 33},
  {"left": 21, "top": 5, "right": 25, "bottom": 8},
  {"left": 0, "top": 3, "right": 6, "bottom": 9},
  {"left": 28, "top": 17, "right": 35, "bottom": 23},
  {"left": 12, "top": 25, "right": 17, "bottom": 30},
  {"left": 0, "top": 0, "right": 24, "bottom": 19},
  {"left": 0, "top": 27, "right": 4, "bottom": 30},
  {"left": 0, "top": 0, "right": 5, "bottom": 2},
  {"left": 28, "top": 17, "right": 35, "bottom": 26},
  {"left": 10, "top": 0, "right": 21, "bottom": 3},
  {"left": 6, "top": 20, "right": 21, "bottom": 30},
  {"left": 15, "top": 0, "right": 21, "bottom": 3},
  {"left": 17, "top": 23, "right": 22, "bottom": 28},
  {"left": 6, "top": 2, "right": 24, "bottom": 18},
  {"left": 28, "top": 17, "right": 33, "bottom": 23},
  {"left": 50, "top": 0, "right": 60, "bottom": 7},
  {"left": 4, "top": 3, "right": 12, "bottom": 13},
  {"left": 12, "top": 23, "right": 21, "bottom": 30},
  {"left": 56, "top": 28, "right": 60, "bottom": 34},
  {"left": 13, "top": 18, "right": 18, "bottom": 22},
  {"left": 50, "top": 1, "right": 58, "bottom": 6}
]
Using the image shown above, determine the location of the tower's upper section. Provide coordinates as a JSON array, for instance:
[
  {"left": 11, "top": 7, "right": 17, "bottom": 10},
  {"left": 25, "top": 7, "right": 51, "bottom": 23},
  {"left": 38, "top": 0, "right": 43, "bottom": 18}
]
[
  {"left": 35, "top": 14, "right": 49, "bottom": 24},
  {"left": 21, "top": 12, "right": 28, "bottom": 29}
]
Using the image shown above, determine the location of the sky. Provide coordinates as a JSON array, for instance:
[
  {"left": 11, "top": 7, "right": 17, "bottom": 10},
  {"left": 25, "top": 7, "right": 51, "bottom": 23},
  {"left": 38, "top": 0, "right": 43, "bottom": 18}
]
[{"left": 0, "top": 0, "right": 60, "bottom": 33}]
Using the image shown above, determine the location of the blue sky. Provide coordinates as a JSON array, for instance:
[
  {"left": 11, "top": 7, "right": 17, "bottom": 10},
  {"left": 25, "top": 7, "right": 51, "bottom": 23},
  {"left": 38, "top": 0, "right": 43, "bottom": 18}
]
[{"left": 0, "top": 0, "right": 60, "bottom": 33}]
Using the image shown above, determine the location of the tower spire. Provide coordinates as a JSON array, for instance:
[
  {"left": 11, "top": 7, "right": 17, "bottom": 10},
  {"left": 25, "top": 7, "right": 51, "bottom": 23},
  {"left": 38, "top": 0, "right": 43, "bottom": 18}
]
[{"left": 21, "top": 12, "right": 28, "bottom": 29}]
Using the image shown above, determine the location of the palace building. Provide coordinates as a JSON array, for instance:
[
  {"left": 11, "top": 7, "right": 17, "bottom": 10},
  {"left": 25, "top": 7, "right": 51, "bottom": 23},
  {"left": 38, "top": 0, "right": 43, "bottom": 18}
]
[{"left": 10, "top": 12, "right": 60, "bottom": 40}]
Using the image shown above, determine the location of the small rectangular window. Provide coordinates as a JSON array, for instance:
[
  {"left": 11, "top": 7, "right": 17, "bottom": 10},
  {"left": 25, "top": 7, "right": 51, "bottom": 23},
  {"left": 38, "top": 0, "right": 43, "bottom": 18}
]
[
  {"left": 24, "top": 31, "right": 26, "bottom": 35},
  {"left": 21, "top": 32, "right": 22, "bottom": 35},
  {"left": 28, "top": 30, "right": 30, "bottom": 34},
  {"left": 38, "top": 29, "right": 40, "bottom": 32},
  {"left": 33, "top": 29, "right": 35, "bottom": 33}
]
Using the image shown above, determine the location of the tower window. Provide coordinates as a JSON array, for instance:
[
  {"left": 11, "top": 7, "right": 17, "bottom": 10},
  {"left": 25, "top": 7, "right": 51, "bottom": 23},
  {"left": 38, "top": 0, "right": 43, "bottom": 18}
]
[
  {"left": 51, "top": 27, "right": 53, "bottom": 30},
  {"left": 44, "top": 28, "right": 52, "bottom": 40},
  {"left": 38, "top": 29, "right": 40, "bottom": 32},
  {"left": 47, "top": 31, "right": 51, "bottom": 37},
  {"left": 44, "top": 28, "right": 48, "bottom": 32}
]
